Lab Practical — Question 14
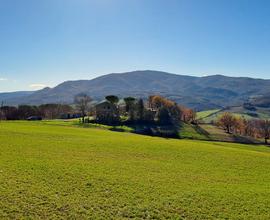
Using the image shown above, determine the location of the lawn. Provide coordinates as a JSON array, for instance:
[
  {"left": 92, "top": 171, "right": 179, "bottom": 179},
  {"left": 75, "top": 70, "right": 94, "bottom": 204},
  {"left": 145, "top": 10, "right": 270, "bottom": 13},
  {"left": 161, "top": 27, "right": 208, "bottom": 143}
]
[
  {"left": 196, "top": 109, "right": 221, "bottom": 120},
  {"left": 198, "top": 107, "right": 270, "bottom": 123},
  {"left": 178, "top": 123, "right": 210, "bottom": 140},
  {"left": 0, "top": 121, "right": 270, "bottom": 219}
]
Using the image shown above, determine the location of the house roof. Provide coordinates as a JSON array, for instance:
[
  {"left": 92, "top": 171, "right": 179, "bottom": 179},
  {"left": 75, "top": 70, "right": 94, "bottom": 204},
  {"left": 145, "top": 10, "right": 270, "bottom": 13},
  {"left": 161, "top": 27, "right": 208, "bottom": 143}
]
[
  {"left": 97, "top": 100, "right": 109, "bottom": 104},
  {"left": 95, "top": 100, "right": 113, "bottom": 107}
]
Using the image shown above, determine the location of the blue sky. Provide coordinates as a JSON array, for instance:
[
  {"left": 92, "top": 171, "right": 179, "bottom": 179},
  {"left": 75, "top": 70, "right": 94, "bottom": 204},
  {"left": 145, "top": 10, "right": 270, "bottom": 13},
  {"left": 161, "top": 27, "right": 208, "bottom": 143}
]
[{"left": 1, "top": 0, "right": 270, "bottom": 92}]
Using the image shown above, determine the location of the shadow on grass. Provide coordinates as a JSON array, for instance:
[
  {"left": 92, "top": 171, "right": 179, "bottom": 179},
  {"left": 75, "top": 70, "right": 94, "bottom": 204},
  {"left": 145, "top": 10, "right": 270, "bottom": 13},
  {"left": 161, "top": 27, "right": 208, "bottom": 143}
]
[
  {"left": 109, "top": 127, "right": 126, "bottom": 132},
  {"left": 193, "top": 125, "right": 211, "bottom": 138}
]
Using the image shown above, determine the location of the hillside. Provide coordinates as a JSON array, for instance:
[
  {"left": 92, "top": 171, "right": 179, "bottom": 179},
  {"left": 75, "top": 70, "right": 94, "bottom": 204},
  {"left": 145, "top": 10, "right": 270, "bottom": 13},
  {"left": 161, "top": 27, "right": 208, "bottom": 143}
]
[
  {"left": 0, "top": 91, "right": 34, "bottom": 104},
  {"left": 178, "top": 122, "right": 261, "bottom": 144},
  {"left": 198, "top": 105, "right": 270, "bottom": 123},
  {"left": 249, "top": 93, "right": 270, "bottom": 107},
  {"left": 64, "top": 120, "right": 262, "bottom": 144},
  {"left": 0, "top": 121, "right": 270, "bottom": 219},
  {"left": 2, "top": 70, "right": 270, "bottom": 110}
]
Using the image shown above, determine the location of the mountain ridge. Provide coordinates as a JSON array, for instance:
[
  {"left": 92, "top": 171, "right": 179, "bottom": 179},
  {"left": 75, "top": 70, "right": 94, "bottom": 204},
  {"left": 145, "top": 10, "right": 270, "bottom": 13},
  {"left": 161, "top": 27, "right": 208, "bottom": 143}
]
[{"left": 2, "top": 70, "right": 270, "bottom": 110}]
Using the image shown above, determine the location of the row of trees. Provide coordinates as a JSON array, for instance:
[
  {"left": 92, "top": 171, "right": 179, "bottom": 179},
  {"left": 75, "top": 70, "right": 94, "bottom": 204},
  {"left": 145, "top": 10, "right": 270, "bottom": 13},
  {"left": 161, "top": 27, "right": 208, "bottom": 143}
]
[
  {"left": 0, "top": 94, "right": 197, "bottom": 127},
  {"left": 73, "top": 94, "right": 197, "bottom": 125},
  {"left": 0, "top": 104, "right": 73, "bottom": 120},
  {"left": 217, "top": 112, "right": 270, "bottom": 144},
  {"left": 148, "top": 95, "right": 196, "bottom": 125}
]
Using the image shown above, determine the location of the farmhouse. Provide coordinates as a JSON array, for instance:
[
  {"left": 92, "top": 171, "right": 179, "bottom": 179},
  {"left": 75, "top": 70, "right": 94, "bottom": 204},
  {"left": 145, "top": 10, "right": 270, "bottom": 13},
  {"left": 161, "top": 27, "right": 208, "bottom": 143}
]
[{"left": 95, "top": 100, "right": 119, "bottom": 123}]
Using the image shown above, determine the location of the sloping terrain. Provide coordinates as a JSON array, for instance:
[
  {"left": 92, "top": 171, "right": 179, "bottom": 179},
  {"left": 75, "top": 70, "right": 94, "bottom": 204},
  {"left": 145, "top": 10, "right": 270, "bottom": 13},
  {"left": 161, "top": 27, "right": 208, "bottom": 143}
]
[
  {"left": 0, "top": 91, "right": 34, "bottom": 104},
  {"left": 199, "top": 105, "right": 270, "bottom": 123},
  {"left": 249, "top": 93, "right": 270, "bottom": 107},
  {"left": 45, "top": 120, "right": 261, "bottom": 144},
  {"left": 199, "top": 124, "right": 261, "bottom": 144},
  {"left": 3, "top": 70, "right": 270, "bottom": 110},
  {"left": 178, "top": 122, "right": 260, "bottom": 144},
  {"left": 0, "top": 121, "right": 269, "bottom": 219}
]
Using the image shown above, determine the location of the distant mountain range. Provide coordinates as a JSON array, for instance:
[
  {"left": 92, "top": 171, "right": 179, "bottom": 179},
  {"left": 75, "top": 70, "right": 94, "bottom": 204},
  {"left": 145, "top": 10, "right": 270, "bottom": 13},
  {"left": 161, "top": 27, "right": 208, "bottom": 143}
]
[
  {"left": 1, "top": 70, "right": 270, "bottom": 110},
  {"left": 0, "top": 91, "right": 34, "bottom": 104}
]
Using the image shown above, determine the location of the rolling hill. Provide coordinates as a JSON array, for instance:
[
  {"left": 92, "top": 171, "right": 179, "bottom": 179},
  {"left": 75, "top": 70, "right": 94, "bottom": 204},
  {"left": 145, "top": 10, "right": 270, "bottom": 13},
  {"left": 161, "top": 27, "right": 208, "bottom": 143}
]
[
  {"left": 2, "top": 70, "right": 270, "bottom": 110},
  {"left": 0, "top": 91, "right": 34, "bottom": 104},
  {"left": 0, "top": 121, "right": 270, "bottom": 219},
  {"left": 249, "top": 93, "right": 270, "bottom": 107},
  {"left": 198, "top": 104, "right": 270, "bottom": 123}
]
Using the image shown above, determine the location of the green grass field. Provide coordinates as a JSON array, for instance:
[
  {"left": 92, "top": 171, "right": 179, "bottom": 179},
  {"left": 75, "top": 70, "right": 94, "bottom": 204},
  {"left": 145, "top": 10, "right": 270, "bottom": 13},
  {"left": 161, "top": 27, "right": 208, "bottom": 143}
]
[
  {"left": 198, "top": 106, "right": 270, "bottom": 123},
  {"left": 199, "top": 111, "right": 254, "bottom": 124},
  {"left": 196, "top": 109, "right": 221, "bottom": 120},
  {"left": 0, "top": 121, "right": 270, "bottom": 219}
]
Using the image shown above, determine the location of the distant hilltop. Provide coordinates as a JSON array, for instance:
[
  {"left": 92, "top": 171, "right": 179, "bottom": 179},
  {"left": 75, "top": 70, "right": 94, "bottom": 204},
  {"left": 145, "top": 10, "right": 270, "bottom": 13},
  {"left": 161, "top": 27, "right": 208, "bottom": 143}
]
[{"left": 1, "top": 70, "right": 270, "bottom": 111}]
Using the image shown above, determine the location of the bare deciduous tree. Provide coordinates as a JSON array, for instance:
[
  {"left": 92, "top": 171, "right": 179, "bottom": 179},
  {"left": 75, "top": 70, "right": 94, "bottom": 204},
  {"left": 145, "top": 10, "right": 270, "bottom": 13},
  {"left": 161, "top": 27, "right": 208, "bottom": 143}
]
[{"left": 74, "top": 94, "right": 92, "bottom": 123}]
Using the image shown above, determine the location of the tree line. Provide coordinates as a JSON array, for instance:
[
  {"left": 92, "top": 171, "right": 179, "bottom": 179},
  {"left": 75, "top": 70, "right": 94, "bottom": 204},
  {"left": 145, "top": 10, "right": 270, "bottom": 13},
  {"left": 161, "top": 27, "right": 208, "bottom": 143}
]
[
  {"left": 0, "top": 94, "right": 196, "bottom": 125},
  {"left": 73, "top": 93, "right": 197, "bottom": 125},
  {"left": 2, "top": 95, "right": 269, "bottom": 143},
  {"left": 0, "top": 104, "right": 73, "bottom": 120},
  {"left": 217, "top": 112, "right": 270, "bottom": 144}
]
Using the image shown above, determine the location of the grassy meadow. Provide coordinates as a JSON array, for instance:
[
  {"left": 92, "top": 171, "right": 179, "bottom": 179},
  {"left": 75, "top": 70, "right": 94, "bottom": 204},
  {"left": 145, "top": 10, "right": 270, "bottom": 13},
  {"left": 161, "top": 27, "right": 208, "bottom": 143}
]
[
  {"left": 0, "top": 121, "right": 270, "bottom": 219},
  {"left": 197, "top": 106, "right": 270, "bottom": 124},
  {"left": 196, "top": 109, "right": 221, "bottom": 121}
]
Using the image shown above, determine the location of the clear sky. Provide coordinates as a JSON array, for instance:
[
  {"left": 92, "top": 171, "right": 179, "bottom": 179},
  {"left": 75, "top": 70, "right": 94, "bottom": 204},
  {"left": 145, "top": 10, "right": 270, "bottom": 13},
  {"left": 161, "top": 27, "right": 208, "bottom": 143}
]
[{"left": 1, "top": 0, "right": 270, "bottom": 92}]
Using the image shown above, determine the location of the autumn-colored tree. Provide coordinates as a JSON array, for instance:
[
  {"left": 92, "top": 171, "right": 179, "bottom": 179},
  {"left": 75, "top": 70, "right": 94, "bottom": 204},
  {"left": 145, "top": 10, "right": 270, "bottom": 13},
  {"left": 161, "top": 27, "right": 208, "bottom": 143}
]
[
  {"left": 148, "top": 95, "right": 184, "bottom": 125},
  {"left": 148, "top": 95, "right": 174, "bottom": 110},
  {"left": 187, "top": 109, "right": 196, "bottom": 124},
  {"left": 179, "top": 106, "right": 196, "bottom": 123},
  {"left": 217, "top": 112, "right": 237, "bottom": 133},
  {"left": 148, "top": 95, "right": 158, "bottom": 109},
  {"left": 243, "top": 119, "right": 258, "bottom": 137},
  {"left": 240, "top": 118, "right": 249, "bottom": 136},
  {"left": 232, "top": 117, "right": 246, "bottom": 135},
  {"left": 257, "top": 119, "right": 270, "bottom": 144}
]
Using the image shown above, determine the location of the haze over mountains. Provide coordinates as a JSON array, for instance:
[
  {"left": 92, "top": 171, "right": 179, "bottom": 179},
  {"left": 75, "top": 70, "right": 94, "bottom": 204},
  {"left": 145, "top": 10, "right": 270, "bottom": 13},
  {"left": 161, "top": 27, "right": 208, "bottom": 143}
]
[{"left": 1, "top": 70, "right": 270, "bottom": 110}]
